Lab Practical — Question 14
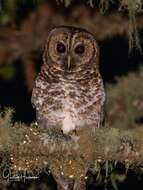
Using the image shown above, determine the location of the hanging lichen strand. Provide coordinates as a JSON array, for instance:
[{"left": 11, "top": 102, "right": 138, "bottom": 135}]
[{"left": 119, "top": 0, "right": 142, "bottom": 52}]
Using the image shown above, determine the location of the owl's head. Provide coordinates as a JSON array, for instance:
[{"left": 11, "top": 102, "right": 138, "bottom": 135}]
[{"left": 43, "top": 26, "right": 99, "bottom": 79}]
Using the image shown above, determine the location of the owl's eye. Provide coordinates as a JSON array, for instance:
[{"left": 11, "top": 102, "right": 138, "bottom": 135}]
[
  {"left": 74, "top": 44, "right": 85, "bottom": 55},
  {"left": 56, "top": 42, "right": 66, "bottom": 53}
]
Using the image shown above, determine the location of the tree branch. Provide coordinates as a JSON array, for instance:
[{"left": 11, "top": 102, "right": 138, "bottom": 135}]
[{"left": 0, "top": 113, "right": 143, "bottom": 180}]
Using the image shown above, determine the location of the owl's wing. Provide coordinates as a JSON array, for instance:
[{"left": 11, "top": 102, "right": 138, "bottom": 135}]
[
  {"left": 100, "top": 104, "right": 106, "bottom": 127},
  {"left": 31, "top": 77, "right": 46, "bottom": 110},
  {"left": 31, "top": 87, "right": 37, "bottom": 109},
  {"left": 31, "top": 85, "right": 45, "bottom": 124}
]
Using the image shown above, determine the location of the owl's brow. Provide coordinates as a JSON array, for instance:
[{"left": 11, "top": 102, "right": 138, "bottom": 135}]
[
  {"left": 71, "top": 32, "right": 77, "bottom": 48},
  {"left": 71, "top": 32, "right": 91, "bottom": 48},
  {"left": 67, "top": 33, "right": 72, "bottom": 51}
]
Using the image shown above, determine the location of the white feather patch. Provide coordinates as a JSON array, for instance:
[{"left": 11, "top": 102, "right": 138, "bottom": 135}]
[{"left": 62, "top": 111, "right": 75, "bottom": 134}]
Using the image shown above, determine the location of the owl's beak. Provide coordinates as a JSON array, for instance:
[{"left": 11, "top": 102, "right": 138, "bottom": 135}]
[{"left": 67, "top": 55, "right": 71, "bottom": 69}]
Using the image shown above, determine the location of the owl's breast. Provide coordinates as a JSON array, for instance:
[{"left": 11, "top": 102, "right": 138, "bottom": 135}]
[
  {"left": 60, "top": 81, "right": 105, "bottom": 133},
  {"left": 32, "top": 78, "right": 105, "bottom": 133}
]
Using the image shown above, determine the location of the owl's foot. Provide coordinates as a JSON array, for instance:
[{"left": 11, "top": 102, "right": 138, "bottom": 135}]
[
  {"left": 73, "top": 179, "right": 86, "bottom": 190},
  {"left": 55, "top": 175, "right": 74, "bottom": 190},
  {"left": 57, "top": 179, "right": 86, "bottom": 190},
  {"left": 57, "top": 182, "right": 74, "bottom": 190},
  {"left": 40, "top": 133, "right": 50, "bottom": 145},
  {"left": 55, "top": 174, "right": 86, "bottom": 190}
]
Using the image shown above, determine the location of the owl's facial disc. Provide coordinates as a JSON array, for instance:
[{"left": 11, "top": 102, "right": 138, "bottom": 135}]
[
  {"left": 71, "top": 32, "right": 97, "bottom": 66},
  {"left": 47, "top": 29, "right": 70, "bottom": 69},
  {"left": 45, "top": 27, "right": 98, "bottom": 78}
]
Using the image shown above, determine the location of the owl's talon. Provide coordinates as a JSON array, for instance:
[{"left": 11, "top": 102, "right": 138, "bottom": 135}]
[{"left": 40, "top": 133, "right": 50, "bottom": 145}]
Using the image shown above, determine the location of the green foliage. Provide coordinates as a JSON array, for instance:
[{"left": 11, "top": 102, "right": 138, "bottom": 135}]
[
  {"left": 0, "top": 64, "right": 16, "bottom": 80},
  {"left": 0, "top": 108, "right": 25, "bottom": 151},
  {"left": 0, "top": 0, "right": 45, "bottom": 24},
  {"left": 58, "top": 0, "right": 72, "bottom": 7},
  {"left": 0, "top": 108, "right": 14, "bottom": 128},
  {"left": 0, "top": 0, "right": 19, "bottom": 24},
  {"left": 89, "top": 161, "right": 126, "bottom": 190},
  {"left": 106, "top": 66, "right": 143, "bottom": 129}
]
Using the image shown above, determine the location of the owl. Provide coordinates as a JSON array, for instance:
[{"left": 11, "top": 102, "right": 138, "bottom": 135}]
[
  {"left": 31, "top": 26, "right": 105, "bottom": 189},
  {"left": 32, "top": 26, "right": 105, "bottom": 134}
]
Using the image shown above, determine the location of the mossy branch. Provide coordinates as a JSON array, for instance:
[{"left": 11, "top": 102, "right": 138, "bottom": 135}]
[{"left": 0, "top": 110, "right": 143, "bottom": 180}]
